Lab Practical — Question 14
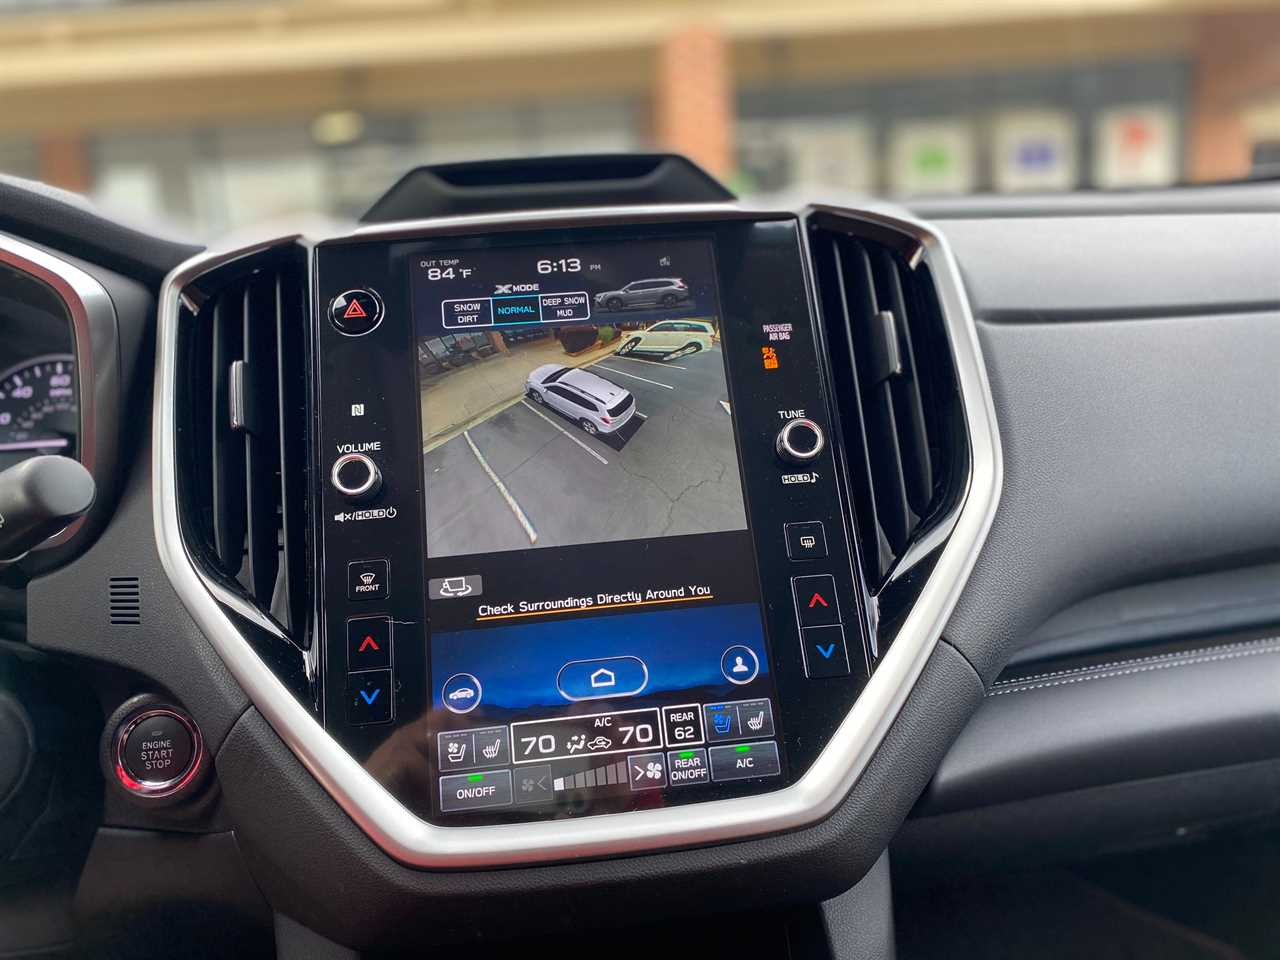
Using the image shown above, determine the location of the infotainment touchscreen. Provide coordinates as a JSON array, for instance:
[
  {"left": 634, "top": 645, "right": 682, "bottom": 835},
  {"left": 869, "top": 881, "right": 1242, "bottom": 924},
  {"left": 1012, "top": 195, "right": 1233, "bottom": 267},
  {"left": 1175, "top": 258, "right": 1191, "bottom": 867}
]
[{"left": 410, "top": 237, "right": 786, "bottom": 821}]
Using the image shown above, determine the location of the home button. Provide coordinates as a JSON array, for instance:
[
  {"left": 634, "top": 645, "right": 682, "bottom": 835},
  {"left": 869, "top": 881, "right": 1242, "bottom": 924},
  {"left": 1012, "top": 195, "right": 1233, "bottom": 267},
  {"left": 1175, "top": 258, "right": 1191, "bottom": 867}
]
[{"left": 556, "top": 656, "right": 649, "bottom": 702}]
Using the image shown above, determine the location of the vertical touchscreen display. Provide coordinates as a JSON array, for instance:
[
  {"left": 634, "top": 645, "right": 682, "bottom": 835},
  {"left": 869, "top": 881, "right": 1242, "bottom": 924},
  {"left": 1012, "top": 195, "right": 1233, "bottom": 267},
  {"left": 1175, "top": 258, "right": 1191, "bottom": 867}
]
[{"left": 411, "top": 237, "right": 786, "bottom": 821}]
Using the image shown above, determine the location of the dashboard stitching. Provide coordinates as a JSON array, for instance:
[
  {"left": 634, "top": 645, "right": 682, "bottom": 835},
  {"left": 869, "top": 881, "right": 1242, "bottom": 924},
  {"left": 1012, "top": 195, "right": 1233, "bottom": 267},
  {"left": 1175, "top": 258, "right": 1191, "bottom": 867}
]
[
  {"left": 992, "top": 636, "right": 1280, "bottom": 686},
  {"left": 987, "top": 640, "right": 1280, "bottom": 698}
]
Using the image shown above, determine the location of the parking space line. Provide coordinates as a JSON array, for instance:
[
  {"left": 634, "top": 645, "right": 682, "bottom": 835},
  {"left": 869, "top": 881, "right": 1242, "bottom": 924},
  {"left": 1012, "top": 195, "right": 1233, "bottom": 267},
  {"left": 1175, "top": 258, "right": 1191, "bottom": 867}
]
[
  {"left": 519, "top": 400, "right": 609, "bottom": 465},
  {"left": 463, "top": 430, "right": 538, "bottom": 544},
  {"left": 592, "top": 364, "right": 675, "bottom": 390},
  {"left": 613, "top": 354, "right": 687, "bottom": 370}
]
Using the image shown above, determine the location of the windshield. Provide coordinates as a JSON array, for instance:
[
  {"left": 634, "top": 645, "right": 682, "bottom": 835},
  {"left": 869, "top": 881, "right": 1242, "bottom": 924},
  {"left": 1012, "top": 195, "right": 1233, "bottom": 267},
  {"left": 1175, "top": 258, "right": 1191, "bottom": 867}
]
[{"left": 1, "top": 2, "right": 1277, "bottom": 238}]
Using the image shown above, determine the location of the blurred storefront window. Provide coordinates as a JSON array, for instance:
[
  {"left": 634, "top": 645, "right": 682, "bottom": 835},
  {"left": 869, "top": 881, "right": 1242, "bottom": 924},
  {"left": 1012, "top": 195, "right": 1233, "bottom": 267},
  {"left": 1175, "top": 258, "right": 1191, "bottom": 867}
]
[{"left": 0, "top": 1, "right": 1275, "bottom": 235}]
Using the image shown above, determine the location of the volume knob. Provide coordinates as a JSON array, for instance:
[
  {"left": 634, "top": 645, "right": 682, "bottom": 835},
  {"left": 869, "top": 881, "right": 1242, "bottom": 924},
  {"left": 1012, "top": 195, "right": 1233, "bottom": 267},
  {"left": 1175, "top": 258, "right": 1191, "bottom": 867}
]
[{"left": 331, "top": 453, "right": 382, "bottom": 501}]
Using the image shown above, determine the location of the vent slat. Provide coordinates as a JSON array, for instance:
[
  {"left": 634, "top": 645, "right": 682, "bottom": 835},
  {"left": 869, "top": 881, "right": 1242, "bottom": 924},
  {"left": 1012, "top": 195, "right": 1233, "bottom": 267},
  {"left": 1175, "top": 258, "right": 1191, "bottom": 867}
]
[
  {"left": 243, "top": 274, "right": 282, "bottom": 608},
  {"left": 210, "top": 289, "right": 247, "bottom": 571},
  {"left": 178, "top": 249, "right": 309, "bottom": 642},
  {"left": 845, "top": 240, "right": 913, "bottom": 556},
  {"left": 810, "top": 219, "right": 952, "bottom": 590},
  {"left": 814, "top": 234, "right": 894, "bottom": 582},
  {"left": 274, "top": 269, "right": 309, "bottom": 635},
  {"left": 872, "top": 250, "right": 933, "bottom": 514}
]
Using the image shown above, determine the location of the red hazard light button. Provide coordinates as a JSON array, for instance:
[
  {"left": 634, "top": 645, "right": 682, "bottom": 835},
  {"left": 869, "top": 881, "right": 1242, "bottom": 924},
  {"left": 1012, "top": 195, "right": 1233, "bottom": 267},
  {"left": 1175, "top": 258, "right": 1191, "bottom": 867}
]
[{"left": 329, "top": 288, "right": 384, "bottom": 335}]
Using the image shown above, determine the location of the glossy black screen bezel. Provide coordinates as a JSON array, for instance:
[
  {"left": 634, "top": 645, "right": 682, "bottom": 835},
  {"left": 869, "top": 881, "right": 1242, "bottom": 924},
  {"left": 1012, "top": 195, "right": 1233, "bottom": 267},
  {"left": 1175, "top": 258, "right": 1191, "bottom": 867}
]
[{"left": 312, "top": 217, "right": 872, "bottom": 827}]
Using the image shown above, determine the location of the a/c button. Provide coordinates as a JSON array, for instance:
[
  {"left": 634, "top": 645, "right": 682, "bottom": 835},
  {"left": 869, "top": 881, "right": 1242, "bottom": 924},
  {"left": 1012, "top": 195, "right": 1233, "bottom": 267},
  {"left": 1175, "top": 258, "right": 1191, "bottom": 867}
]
[{"left": 709, "top": 741, "right": 782, "bottom": 782}]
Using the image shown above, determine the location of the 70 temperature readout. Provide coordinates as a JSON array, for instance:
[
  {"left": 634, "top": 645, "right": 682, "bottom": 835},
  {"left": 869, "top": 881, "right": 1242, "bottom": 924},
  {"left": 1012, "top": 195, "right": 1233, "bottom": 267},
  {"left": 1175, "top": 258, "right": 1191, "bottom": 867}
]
[{"left": 510, "top": 708, "right": 661, "bottom": 764}]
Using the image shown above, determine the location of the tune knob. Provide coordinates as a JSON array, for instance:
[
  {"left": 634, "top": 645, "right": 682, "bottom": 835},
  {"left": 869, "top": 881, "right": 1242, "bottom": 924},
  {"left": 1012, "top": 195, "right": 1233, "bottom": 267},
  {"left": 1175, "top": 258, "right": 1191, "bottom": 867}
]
[
  {"left": 331, "top": 453, "right": 382, "bottom": 501},
  {"left": 776, "top": 418, "right": 825, "bottom": 464}
]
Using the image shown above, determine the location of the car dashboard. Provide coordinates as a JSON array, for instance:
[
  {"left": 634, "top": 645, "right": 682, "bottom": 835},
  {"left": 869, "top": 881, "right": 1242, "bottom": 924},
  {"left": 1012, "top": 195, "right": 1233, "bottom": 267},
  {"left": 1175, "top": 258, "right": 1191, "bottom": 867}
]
[{"left": 0, "top": 156, "right": 1277, "bottom": 958}]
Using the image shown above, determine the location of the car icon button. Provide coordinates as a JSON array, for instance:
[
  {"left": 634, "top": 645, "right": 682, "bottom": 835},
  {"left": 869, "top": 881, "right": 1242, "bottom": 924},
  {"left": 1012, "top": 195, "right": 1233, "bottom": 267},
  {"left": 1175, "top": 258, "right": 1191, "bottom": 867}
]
[
  {"left": 441, "top": 673, "right": 482, "bottom": 714},
  {"left": 556, "top": 656, "right": 649, "bottom": 702}
]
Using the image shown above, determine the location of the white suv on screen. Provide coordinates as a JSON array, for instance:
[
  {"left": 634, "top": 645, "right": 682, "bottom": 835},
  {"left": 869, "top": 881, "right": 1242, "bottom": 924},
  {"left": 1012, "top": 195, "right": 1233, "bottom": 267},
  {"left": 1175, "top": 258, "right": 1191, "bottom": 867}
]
[
  {"left": 525, "top": 364, "right": 636, "bottom": 435},
  {"left": 616, "top": 320, "right": 716, "bottom": 360},
  {"left": 593, "top": 278, "right": 690, "bottom": 311}
]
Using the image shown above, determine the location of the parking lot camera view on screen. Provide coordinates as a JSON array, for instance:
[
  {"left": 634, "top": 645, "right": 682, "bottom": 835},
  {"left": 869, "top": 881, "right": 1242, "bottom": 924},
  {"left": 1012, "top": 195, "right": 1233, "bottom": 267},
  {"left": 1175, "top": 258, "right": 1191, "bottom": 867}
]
[{"left": 413, "top": 238, "right": 749, "bottom": 559}]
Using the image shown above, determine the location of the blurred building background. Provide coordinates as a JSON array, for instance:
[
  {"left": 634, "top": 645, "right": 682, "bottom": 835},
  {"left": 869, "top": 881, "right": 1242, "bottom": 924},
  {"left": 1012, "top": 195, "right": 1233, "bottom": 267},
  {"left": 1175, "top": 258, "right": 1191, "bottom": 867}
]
[{"left": 0, "top": 0, "right": 1278, "bottom": 236}]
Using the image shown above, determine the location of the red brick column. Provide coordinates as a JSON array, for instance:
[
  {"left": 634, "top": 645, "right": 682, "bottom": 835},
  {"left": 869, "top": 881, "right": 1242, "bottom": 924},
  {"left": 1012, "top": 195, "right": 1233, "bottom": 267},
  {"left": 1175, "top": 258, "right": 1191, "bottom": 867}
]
[
  {"left": 655, "top": 23, "right": 733, "bottom": 178},
  {"left": 37, "top": 134, "right": 92, "bottom": 193},
  {"left": 1189, "top": 11, "right": 1280, "bottom": 182}
]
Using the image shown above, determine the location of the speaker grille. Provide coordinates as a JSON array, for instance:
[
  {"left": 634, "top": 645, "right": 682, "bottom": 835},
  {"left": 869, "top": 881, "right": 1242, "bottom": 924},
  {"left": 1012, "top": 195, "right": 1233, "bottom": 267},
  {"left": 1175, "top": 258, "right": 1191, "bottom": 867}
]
[{"left": 108, "top": 576, "right": 142, "bottom": 625}]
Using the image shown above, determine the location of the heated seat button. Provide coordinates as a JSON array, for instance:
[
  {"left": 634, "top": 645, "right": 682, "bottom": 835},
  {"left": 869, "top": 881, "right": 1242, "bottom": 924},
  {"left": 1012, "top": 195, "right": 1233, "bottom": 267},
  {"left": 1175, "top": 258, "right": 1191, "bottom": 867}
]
[
  {"left": 802, "top": 625, "right": 851, "bottom": 678},
  {"left": 348, "top": 559, "right": 389, "bottom": 601},
  {"left": 120, "top": 713, "right": 195, "bottom": 787},
  {"left": 792, "top": 574, "right": 841, "bottom": 627},
  {"left": 329, "top": 288, "right": 384, "bottom": 335},
  {"left": 347, "top": 616, "right": 391, "bottom": 671}
]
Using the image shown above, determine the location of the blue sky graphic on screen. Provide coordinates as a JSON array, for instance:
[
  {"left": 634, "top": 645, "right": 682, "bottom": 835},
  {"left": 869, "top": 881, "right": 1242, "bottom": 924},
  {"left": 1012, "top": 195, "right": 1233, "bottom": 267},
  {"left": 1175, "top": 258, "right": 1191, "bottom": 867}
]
[{"left": 431, "top": 604, "right": 768, "bottom": 717}]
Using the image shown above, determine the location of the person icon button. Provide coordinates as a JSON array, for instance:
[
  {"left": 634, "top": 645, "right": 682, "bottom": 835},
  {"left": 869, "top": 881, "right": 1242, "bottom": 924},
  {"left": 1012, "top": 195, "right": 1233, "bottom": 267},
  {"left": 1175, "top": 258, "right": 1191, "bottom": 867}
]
[{"left": 720, "top": 645, "right": 761, "bottom": 686}]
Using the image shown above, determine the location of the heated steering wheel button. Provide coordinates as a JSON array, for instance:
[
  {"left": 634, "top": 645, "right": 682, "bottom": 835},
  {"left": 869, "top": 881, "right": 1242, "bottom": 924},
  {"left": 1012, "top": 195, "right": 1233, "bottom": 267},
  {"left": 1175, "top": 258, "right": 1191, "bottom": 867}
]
[{"left": 121, "top": 714, "right": 194, "bottom": 785}]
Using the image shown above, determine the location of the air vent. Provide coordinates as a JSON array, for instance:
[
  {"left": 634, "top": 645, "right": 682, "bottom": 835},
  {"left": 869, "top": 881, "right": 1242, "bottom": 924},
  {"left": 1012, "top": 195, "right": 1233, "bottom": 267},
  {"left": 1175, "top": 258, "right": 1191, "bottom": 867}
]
[
  {"left": 108, "top": 576, "right": 141, "bottom": 625},
  {"left": 177, "top": 249, "right": 309, "bottom": 640},
  {"left": 808, "top": 215, "right": 963, "bottom": 590}
]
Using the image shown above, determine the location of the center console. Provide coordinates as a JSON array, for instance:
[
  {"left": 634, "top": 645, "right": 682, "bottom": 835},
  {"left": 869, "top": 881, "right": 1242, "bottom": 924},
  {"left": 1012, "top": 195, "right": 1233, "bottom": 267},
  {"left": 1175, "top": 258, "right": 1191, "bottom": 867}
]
[
  {"left": 157, "top": 194, "right": 999, "bottom": 870},
  {"left": 315, "top": 218, "right": 868, "bottom": 826}
]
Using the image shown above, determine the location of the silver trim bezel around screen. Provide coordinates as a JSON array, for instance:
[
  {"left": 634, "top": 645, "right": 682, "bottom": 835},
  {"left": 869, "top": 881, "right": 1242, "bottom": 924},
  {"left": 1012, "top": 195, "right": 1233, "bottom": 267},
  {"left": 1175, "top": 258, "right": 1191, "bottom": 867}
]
[{"left": 153, "top": 202, "right": 1002, "bottom": 867}]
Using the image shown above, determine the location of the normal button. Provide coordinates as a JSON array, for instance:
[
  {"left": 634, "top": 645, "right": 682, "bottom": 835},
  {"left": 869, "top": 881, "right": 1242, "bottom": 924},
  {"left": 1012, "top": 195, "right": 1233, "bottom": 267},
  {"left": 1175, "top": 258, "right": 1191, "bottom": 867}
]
[{"left": 439, "top": 769, "right": 513, "bottom": 813}]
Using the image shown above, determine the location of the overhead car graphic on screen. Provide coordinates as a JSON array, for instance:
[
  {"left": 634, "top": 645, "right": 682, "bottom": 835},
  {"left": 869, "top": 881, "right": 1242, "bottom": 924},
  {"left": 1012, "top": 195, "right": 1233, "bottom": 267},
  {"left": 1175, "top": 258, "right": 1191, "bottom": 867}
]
[
  {"left": 525, "top": 364, "right": 636, "bottom": 436},
  {"left": 617, "top": 319, "right": 716, "bottom": 361},
  {"left": 594, "top": 277, "right": 690, "bottom": 311}
]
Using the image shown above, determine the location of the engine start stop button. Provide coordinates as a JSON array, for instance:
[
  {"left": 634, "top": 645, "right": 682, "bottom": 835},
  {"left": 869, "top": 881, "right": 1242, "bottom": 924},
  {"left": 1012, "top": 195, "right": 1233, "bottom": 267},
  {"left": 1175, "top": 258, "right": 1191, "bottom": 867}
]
[{"left": 118, "top": 710, "right": 196, "bottom": 789}]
